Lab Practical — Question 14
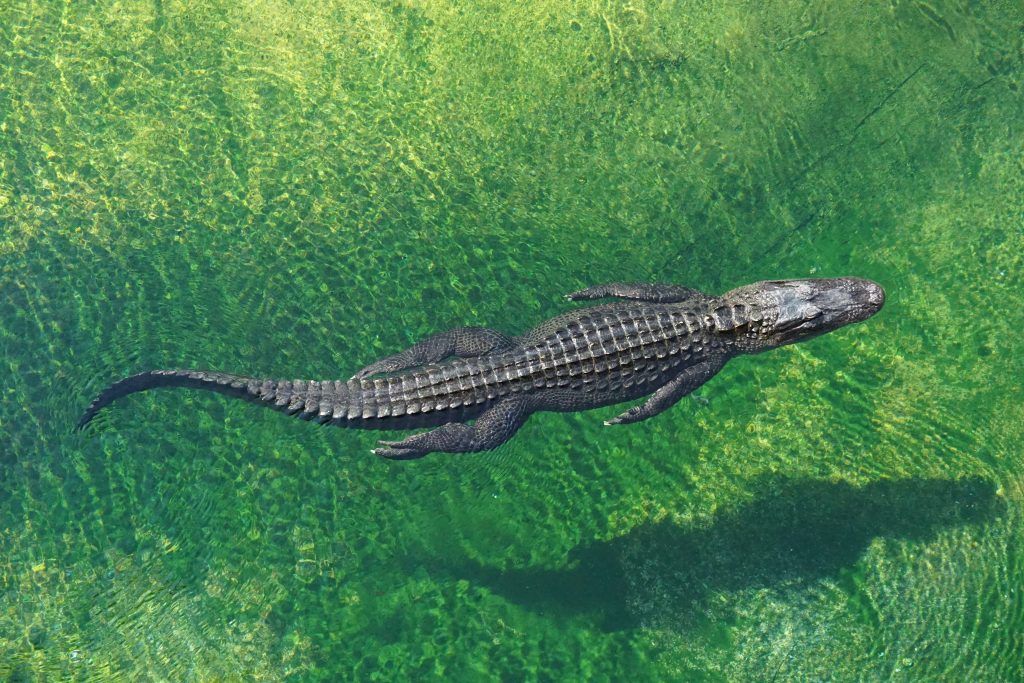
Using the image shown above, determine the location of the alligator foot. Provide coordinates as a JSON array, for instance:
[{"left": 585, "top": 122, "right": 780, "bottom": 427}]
[
  {"left": 566, "top": 282, "right": 704, "bottom": 304},
  {"left": 604, "top": 358, "right": 724, "bottom": 425},
  {"left": 352, "top": 327, "right": 518, "bottom": 379},
  {"left": 373, "top": 396, "right": 532, "bottom": 459}
]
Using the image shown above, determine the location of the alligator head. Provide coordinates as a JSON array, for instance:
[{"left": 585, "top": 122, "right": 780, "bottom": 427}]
[{"left": 724, "top": 277, "right": 885, "bottom": 351}]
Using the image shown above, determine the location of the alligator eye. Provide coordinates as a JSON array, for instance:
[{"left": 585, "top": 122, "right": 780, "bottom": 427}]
[
  {"left": 774, "top": 305, "right": 822, "bottom": 332},
  {"left": 803, "top": 306, "right": 822, "bottom": 320}
]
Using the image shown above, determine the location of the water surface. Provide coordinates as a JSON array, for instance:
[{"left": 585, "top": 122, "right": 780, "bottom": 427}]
[{"left": 2, "top": 1, "right": 1023, "bottom": 680}]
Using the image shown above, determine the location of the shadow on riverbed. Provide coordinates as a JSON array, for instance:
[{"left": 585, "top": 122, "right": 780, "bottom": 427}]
[{"left": 432, "top": 477, "right": 1003, "bottom": 631}]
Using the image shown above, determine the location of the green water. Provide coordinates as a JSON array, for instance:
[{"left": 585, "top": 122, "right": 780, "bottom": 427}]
[{"left": 2, "top": 0, "right": 1023, "bottom": 680}]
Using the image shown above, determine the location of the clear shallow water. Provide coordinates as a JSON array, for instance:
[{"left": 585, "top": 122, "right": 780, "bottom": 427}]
[{"left": 1, "top": 0, "right": 1023, "bottom": 680}]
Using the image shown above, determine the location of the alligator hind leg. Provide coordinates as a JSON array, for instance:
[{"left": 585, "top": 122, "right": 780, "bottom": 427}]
[
  {"left": 604, "top": 358, "right": 724, "bottom": 426},
  {"left": 352, "top": 327, "right": 518, "bottom": 379},
  {"left": 566, "top": 282, "right": 705, "bottom": 303},
  {"left": 373, "top": 396, "right": 532, "bottom": 459}
]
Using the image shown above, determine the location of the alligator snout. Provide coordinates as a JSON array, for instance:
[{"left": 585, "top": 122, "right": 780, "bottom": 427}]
[{"left": 830, "top": 277, "right": 885, "bottom": 321}]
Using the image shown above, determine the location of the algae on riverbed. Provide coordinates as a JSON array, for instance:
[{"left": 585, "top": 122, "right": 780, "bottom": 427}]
[{"left": 2, "top": 0, "right": 1023, "bottom": 679}]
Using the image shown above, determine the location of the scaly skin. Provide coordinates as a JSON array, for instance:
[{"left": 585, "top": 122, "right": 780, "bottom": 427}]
[{"left": 77, "top": 278, "right": 884, "bottom": 459}]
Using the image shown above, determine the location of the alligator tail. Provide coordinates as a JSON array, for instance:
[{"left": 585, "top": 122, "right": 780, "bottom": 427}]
[{"left": 75, "top": 369, "right": 352, "bottom": 431}]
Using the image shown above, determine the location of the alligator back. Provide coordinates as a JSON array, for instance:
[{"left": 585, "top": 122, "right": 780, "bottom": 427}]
[{"left": 76, "top": 301, "right": 718, "bottom": 432}]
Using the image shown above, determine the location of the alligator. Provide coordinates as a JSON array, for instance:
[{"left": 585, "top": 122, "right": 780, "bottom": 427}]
[{"left": 77, "top": 278, "right": 884, "bottom": 459}]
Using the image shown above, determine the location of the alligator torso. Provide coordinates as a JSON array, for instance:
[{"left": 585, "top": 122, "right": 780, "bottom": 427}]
[
  {"left": 78, "top": 278, "right": 884, "bottom": 459},
  {"left": 353, "top": 300, "right": 719, "bottom": 418}
]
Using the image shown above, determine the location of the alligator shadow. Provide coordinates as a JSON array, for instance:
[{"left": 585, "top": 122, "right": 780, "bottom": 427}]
[{"left": 436, "top": 477, "right": 1003, "bottom": 631}]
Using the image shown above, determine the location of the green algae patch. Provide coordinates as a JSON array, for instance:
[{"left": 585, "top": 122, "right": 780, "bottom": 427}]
[{"left": 3, "top": 0, "right": 1024, "bottom": 679}]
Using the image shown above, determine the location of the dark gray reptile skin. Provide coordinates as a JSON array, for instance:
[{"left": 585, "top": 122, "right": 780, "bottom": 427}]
[{"left": 77, "top": 278, "right": 884, "bottom": 459}]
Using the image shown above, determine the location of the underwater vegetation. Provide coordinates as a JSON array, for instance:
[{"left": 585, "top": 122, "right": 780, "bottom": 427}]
[{"left": 2, "top": 0, "right": 1023, "bottom": 680}]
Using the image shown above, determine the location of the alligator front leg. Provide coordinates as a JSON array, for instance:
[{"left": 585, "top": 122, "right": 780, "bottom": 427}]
[
  {"left": 566, "top": 282, "right": 705, "bottom": 303},
  {"left": 373, "top": 396, "right": 532, "bottom": 459},
  {"left": 352, "top": 327, "right": 518, "bottom": 379},
  {"left": 604, "top": 357, "right": 725, "bottom": 426}
]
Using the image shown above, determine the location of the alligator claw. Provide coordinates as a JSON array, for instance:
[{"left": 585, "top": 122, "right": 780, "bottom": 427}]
[
  {"left": 351, "top": 359, "right": 399, "bottom": 380},
  {"left": 605, "top": 406, "right": 641, "bottom": 426}
]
